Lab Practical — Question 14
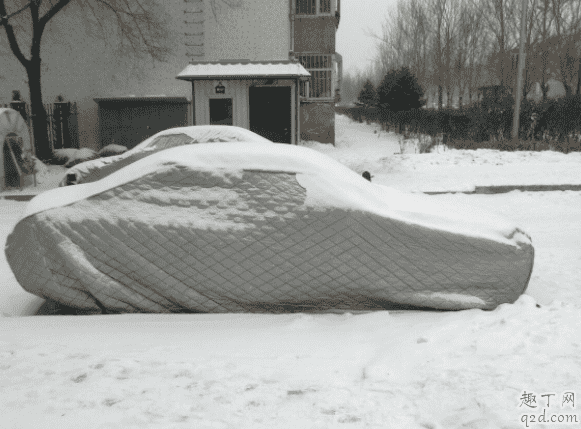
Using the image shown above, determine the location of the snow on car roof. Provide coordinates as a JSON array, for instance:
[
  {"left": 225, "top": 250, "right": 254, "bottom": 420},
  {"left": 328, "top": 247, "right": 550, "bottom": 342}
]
[
  {"left": 132, "top": 126, "right": 272, "bottom": 152},
  {"left": 24, "top": 143, "right": 523, "bottom": 247},
  {"left": 63, "top": 125, "right": 274, "bottom": 185}
]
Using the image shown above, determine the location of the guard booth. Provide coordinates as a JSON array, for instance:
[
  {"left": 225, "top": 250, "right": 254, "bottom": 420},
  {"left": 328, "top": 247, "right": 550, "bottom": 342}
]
[{"left": 176, "top": 61, "right": 310, "bottom": 144}]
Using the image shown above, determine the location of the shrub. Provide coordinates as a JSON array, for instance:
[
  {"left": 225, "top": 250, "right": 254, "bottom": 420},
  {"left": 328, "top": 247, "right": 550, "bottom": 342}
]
[
  {"left": 53, "top": 148, "right": 99, "bottom": 168},
  {"left": 377, "top": 67, "right": 424, "bottom": 112},
  {"left": 357, "top": 80, "right": 377, "bottom": 107}
]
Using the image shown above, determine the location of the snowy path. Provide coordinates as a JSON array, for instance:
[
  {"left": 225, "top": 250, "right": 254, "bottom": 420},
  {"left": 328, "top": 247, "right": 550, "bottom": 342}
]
[{"left": 305, "top": 115, "right": 581, "bottom": 193}]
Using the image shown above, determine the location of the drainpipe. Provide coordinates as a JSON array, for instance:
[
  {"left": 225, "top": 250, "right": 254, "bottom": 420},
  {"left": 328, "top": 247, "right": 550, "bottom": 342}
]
[
  {"left": 289, "top": 0, "right": 295, "bottom": 60},
  {"left": 296, "top": 78, "right": 301, "bottom": 145},
  {"left": 291, "top": 0, "right": 297, "bottom": 144},
  {"left": 191, "top": 81, "right": 196, "bottom": 125},
  {"left": 334, "top": 53, "right": 343, "bottom": 103}
]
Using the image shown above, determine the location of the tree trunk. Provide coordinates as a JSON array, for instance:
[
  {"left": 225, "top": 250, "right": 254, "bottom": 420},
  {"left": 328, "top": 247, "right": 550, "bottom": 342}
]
[
  {"left": 498, "top": 0, "right": 506, "bottom": 88},
  {"left": 562, "top": 80, "right": 573, "bottom": 98},
  {"left": 438, "top": 85, "right": 443, "bottom": 110},
  {"left": 541, "top": 81, "right": 549, "bottom": 101},
  {"left": 577, "top": 59, "right": 581, "bottom": 95},
  {"left": 25, "top": 58, "right": 51, "bottom": 161}
]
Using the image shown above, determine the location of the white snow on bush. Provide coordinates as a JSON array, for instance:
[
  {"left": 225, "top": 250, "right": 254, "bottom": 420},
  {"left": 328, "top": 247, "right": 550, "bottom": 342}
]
[
  {"left": 64, "top": 148, "right": 98, "bottom": 167},
  {"left": 53, "top": 148, "right": 79, "bottom": 163},
  {"left": 53, "top": 147, "right": 99, "bottom": 167}
]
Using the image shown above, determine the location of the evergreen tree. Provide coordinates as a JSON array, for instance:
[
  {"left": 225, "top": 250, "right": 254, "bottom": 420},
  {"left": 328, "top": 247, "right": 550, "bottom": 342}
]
[
  {"left": 377, "top": 67, "right": 424, "bottom": 112},
  {"left": 376, "top": 69, "right": 399, "bottom": 110},
  {"left": 357, "top": 79, "right": 377, "bottom": 106}
]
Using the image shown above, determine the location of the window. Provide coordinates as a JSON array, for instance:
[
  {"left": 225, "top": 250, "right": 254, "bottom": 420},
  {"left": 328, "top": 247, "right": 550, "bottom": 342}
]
[
  {"left": 296, "top": 0, "right": 331, "bottom": 15},
  {"left": 209, "top": 98, "right": 233, "bottom": 126},
  {"left": 296, "top": 0, "right": 315, "bottom": 14},
  {"left": 147, "top": 134, "right": 196, "bottom": 149},
  {"left": 297, "top": 54, "right": 333, "bottom": 99}
]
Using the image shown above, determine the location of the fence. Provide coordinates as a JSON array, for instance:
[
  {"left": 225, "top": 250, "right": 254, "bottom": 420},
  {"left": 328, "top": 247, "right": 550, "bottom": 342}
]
[{"left": 1, "top": 101, "right": 79, "bottom": 153}]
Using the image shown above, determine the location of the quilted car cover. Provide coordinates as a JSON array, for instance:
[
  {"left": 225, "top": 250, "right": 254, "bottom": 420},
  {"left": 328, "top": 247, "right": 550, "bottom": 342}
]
[{"left": 6, "top": 143, "right": 534, "bottom": 313}]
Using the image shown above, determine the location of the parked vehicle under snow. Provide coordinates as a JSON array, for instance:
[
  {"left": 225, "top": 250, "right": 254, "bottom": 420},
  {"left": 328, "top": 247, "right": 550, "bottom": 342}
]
[{"left": 60, "top": 125, "right": 273, "bottom": 186}]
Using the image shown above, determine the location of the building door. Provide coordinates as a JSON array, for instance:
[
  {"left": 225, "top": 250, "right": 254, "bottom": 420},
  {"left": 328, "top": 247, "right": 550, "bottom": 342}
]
[
  {"left": 209, "top": 99, "right": 233, "bottom": 125},
  {"left": 249, "top": 87, "right": 291, "bottom": 143}
]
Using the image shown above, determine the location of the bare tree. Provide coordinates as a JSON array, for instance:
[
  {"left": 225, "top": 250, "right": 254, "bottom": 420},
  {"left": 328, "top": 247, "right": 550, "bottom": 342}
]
[
  {"left": 470, "top": 0, "right": 518, "bottom": 89},
  {"left": 428, "top": 0, "right": 446, "bottom": 109},
  {"left": 452, "top": 2, "right": 483, "bottom": 107},
  {"left": 341, "top": 70, "right": 371, "bottom": 105},
  {"left": 0, "top": 0, "right": 181, "bottom": 159},
  {"left": 372, "top": 0, "right": 432, "bottom": 100},
  {"left": 404, "top": 0, "right": 430, "bottom": 92},
  {"left": 442, "top": 0, "right": 465, "bottom": 106},
  {"left": 507, "top": 0, "right": 541, "bottom": 100},
  {"left": 366, "top": 0, "right": 581, "bottom": 110},
  {"left": 524, "top": 0, "right": 552, "bottom": 101},
  {"left": 550, "top": 0, "right": 581, "bottom": 97}
]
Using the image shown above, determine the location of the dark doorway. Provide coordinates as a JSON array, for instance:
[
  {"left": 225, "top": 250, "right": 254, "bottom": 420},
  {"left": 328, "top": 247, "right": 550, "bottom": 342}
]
[
  {"left": 249, "top": 87, "right": 291, "bottom": 143},
  {"left": 210, "top": 98, "right": 233, "bottom": 125}
]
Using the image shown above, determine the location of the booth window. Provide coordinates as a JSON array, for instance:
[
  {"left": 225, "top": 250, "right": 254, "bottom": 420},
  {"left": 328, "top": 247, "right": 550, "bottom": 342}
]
[
  {"left": 209, "top": 99, "right": 233, "bottom": 126},
  {"left": 297, "top": 54, "right": 333, "bottom": 99}
]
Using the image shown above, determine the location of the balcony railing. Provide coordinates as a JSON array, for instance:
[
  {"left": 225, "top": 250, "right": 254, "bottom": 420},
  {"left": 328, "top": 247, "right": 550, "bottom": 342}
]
[
  {"left": 296, "top": 0, "right": 334, "bottom": 15},
  {"left": 297, "top": 54, "right": 334, "bottom": 99}
]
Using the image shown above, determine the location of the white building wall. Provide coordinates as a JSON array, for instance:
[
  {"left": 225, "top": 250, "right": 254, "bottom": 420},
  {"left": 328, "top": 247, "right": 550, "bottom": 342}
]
[
  {"left": 194, "top": 80, "right": 250, "bottom": 126},
  {"left": 203, "top": 0, "right": 289, "bottom": 62},
  {"left": 0, "top": 0, "right": 292, "bottom": 149}
]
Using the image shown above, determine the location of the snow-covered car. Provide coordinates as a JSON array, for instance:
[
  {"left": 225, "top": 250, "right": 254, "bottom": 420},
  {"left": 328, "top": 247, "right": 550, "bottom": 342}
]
[
  {"left": 6, "top": 143, "right": 534, "bottom": 314},
  {"left": 60, "top": 125, "right": 273, "bottom": 186}
]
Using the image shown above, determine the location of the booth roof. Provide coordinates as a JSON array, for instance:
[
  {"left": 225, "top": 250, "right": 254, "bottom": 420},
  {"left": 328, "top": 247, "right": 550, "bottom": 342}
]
[{"left": 176, "top": 60, "right": 311, "bottom": 81}]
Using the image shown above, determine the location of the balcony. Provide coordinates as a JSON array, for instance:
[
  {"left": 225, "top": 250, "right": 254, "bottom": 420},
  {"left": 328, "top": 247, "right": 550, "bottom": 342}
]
[{"left": 295, "top": 0, "right": 340, "bottom": 23}]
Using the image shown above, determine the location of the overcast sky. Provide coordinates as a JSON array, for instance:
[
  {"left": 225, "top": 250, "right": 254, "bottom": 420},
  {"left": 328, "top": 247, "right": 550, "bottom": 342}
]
[{"left": 336, "top": 0, "right": 398, "bottom": 76}]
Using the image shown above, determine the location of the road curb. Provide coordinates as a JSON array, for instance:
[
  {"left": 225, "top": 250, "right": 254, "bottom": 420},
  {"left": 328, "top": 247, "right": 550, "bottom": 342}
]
[
  {"left": 3, "top": 184, "right": 581, "bottom": 202},
  {"left": 424, "top": 184, "right": 581, "bottom": 195},
  {"left": 1, "top": 195, "right": 36, "bottom": 201}
]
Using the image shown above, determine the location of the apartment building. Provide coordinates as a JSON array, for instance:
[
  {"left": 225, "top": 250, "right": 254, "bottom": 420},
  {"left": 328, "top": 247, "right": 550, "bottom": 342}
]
[{"left": 176, "top": 0, "right": 342, "bottom": 144}]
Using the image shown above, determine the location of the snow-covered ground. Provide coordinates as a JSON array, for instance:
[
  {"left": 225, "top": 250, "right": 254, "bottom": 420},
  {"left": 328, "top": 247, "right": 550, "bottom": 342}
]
[
  {"left": 304, "top": 115, "right": 581, "bottom": 193},
  {"left": 1, "top": 114, "right": 580, "bottom": 428}
]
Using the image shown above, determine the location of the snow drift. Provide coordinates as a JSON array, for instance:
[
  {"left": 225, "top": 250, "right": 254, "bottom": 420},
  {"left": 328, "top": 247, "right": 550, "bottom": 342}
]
[{"left": 6, "top": 143, "right": 534, "bottom": 313}]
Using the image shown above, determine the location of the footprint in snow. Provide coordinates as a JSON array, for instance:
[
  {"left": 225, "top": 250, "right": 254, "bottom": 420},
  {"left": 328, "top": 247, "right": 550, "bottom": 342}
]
[
  {"left": 102, "top": 398, "right": 120, "bottom": 407},
  {"left": 71, "top": 373, "right": 87, "bottom": 383}
]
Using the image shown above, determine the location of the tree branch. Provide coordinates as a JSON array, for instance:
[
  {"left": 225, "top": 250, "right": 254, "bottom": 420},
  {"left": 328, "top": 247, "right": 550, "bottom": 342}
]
[
  {"left": 0, "top": 0, "right": 34, "bottom": 27},
  {"left": 38, "top": 0, "right": 71, "bottom": 30},
  {"left": 0, "top": 0, "right": 30, "bottom": 66}
]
